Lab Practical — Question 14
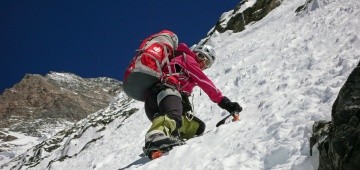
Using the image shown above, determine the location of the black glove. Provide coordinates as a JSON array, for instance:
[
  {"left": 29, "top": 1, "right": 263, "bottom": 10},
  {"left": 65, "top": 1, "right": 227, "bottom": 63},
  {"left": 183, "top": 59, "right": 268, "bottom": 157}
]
[{"left": 218, "top": 96, "right": 242, "bottom": 115}]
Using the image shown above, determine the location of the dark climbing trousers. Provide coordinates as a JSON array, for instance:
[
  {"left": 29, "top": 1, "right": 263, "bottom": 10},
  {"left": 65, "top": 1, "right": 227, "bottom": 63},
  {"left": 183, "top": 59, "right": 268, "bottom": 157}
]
[{"left": 145, "top": 83, "right": 183, "bottom": 129}]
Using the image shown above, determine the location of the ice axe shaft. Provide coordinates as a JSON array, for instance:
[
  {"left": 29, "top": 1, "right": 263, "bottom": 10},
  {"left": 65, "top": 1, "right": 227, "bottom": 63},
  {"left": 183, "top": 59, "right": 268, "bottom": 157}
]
[
  {"left": 216, "top": 112, "right": 240, "bottom": 127},
  {"left": 216, "top": 115, "right": 231, "bottom": 127}
]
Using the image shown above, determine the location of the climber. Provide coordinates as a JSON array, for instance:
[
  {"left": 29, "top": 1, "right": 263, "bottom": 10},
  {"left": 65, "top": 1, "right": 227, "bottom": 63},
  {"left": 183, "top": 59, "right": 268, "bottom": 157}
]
[{"left": 143, "top": 42, "right": 243, "bottom": 158}]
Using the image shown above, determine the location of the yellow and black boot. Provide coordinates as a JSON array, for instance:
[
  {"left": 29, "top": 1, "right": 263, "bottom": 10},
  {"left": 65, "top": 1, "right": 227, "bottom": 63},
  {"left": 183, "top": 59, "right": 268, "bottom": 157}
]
[
  {"left": 179, "top": 115, "right": 206, "bottom": 140},
  {"left": 145, "top": 115, "right": 180, "bottom": 148},
  {"left": 144, "top": 115, "right": 184, "bottom": 159}
]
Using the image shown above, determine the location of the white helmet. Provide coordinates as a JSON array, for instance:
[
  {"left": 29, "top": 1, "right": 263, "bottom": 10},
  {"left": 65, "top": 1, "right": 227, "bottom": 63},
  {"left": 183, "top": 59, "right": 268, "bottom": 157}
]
[{"left": 193, "top": 45, "right": 216, "bottom": 68}]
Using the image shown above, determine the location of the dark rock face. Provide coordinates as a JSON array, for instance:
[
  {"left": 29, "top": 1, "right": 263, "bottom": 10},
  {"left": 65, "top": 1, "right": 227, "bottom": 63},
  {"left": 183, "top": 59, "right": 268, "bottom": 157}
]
[
  {"left": 203, "top": 0, "right": 280, "bottom": 43},
  {"left": 311, "top": 62, "right": 360, "bottom": 170},
  {"left": 0, "top": 132, "right": 17, "bottom": 142},
  {"left": 295, "top": 0, "right": 324, "bottom": 14},
  {"left": 0, "top": 72, "right": 122, "bottom": 137}
]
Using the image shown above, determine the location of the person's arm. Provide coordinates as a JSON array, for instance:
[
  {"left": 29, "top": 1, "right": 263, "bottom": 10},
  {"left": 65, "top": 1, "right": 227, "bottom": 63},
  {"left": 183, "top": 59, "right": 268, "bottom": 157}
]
[
  {"left": 183, "top": 56, "right": 242, "bottom": 116},
  {"left": 183, "top": 56, "right": 223, "bottom": 103}
]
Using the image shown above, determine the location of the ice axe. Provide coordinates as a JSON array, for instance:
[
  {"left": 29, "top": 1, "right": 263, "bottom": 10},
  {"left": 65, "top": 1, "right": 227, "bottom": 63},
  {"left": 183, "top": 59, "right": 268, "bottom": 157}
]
[{"left": 216, "top": 112, "right": 240, "bottom": 127}]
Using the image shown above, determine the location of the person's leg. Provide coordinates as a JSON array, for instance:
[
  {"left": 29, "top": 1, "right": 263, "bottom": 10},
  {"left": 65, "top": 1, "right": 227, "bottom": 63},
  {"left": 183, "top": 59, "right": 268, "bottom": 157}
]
[
  {"left": 144, "top": 86, "right": 183, "bottom": 149},
  {"left": 158, "top": 95, "right": 183, "bottom": 130}
]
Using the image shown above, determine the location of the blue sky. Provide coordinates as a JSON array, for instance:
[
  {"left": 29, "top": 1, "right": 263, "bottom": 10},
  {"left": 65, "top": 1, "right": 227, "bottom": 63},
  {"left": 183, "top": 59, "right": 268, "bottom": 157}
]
[{"left": 0, "top": 0, "right": 239, "bottom": 93}]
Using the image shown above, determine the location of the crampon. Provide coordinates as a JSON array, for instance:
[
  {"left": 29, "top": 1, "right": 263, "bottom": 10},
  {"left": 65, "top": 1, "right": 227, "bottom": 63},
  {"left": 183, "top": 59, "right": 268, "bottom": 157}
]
[{"left": 143, "top": 141, "right": 185, "bottom": 160}]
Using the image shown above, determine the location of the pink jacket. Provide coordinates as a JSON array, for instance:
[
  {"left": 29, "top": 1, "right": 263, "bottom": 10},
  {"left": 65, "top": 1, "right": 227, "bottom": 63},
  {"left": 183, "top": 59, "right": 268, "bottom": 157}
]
[{"left": 162, "top": 43, "right": 224, "bottom": 103}]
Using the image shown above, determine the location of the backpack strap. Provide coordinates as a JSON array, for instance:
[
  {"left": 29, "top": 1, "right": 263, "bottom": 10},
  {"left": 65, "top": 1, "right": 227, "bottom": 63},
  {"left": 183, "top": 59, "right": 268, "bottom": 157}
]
[{"left": 182, "top": 52, "right": 187, "bottom": 62}]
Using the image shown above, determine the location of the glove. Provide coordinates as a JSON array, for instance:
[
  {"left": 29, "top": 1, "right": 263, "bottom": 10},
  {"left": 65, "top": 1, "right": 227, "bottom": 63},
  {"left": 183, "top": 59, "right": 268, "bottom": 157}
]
[{"left": 218, "top": 96, "right": 242, "bottom": 115}]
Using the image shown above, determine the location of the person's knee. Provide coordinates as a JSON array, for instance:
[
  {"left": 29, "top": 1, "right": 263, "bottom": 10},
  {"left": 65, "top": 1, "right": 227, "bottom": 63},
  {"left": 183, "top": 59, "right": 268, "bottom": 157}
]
[{"left": 156, "top": 88, "right": 182, "bottom": 105}]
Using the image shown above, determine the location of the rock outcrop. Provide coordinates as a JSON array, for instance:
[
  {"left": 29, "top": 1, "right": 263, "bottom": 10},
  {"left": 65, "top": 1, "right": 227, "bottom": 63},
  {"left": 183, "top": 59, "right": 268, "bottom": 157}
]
[
  {"left": 311, "top": 61, "right": 360, "bottom": 170},
  {"left": 202, "top": 0, "right": 281, "bottom": 44}
]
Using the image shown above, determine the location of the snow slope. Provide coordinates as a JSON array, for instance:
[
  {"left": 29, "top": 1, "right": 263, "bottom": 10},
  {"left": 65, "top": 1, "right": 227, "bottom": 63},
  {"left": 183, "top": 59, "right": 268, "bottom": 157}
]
[{"left": 2, "top": 0, "right": 360, "bottom": 169}]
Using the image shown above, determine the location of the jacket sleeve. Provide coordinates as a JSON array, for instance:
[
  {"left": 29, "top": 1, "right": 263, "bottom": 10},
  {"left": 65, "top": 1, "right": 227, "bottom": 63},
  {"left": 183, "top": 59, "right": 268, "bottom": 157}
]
[{"left": 183, "top": 56, "right": 224, "bottom": 103}]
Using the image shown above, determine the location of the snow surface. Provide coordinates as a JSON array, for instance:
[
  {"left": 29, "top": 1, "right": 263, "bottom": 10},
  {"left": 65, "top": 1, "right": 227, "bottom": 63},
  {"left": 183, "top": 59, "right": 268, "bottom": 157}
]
[
  {"left": 0, "top": 120, "right": 74, "bottom": 166},
  {"left": 47, "top": 72, "right": 83, "bottom": 83},
  {"left": 2, "top": 0, "right": 360, "bottom": 169},
  {"left": 0, "top": 131, "right": 39, "bottom": 164}
]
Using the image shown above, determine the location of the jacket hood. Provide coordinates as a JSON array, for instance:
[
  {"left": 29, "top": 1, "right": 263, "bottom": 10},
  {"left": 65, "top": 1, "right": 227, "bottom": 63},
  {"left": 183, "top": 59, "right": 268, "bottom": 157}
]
[{"left": 177, "top": 43, "right": 197, "bottom": 59}]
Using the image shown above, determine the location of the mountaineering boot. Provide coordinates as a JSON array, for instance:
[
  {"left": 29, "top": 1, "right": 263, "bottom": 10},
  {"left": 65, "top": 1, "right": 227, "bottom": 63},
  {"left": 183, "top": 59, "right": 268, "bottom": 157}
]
[
  {"left": 179, "top": 115, "right": 205, "bottom": 140},
  {"left": 144, "top": 115, "right": 183, "bottom": 159}
]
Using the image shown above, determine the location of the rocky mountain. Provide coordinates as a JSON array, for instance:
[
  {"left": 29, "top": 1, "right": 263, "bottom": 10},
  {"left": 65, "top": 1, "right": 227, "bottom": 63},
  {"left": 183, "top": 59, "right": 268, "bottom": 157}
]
[
  {"left": 0, "top": 72, "right": 122, "bottom": 165},
  {"left": 0, "top": 72, "right": 122, "bottom": 139}
]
